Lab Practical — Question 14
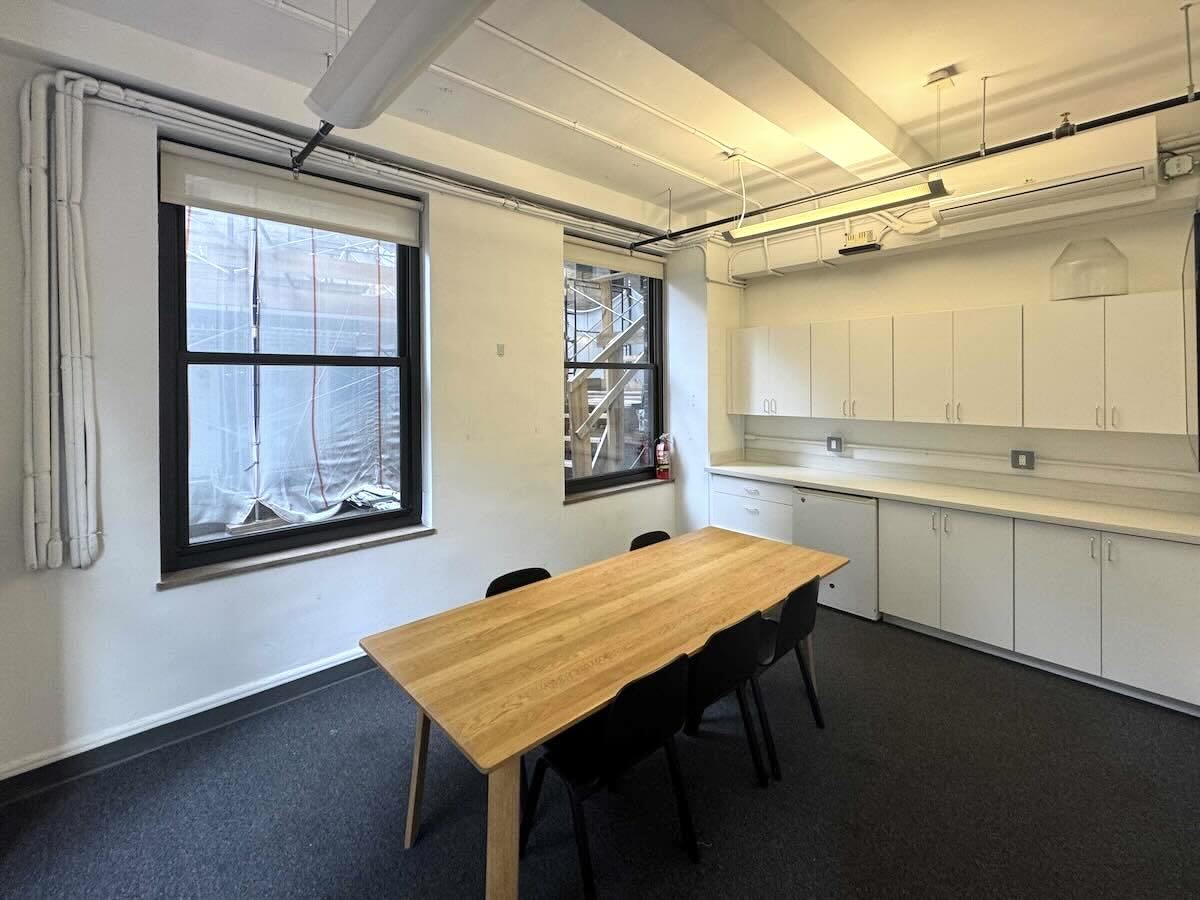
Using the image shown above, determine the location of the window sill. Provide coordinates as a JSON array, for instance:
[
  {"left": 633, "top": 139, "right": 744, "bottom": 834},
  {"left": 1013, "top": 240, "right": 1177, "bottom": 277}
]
[
  {"left": 157, "top": 523, "right": 436, "bottom": 590},
  {"left": 563, "top": 477, "right": 673, "bottom": 505}
]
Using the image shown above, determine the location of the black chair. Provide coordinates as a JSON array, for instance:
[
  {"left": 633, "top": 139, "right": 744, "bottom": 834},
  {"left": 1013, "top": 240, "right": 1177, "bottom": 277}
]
[
  {"left": 629, "top": 530, "right": 670, "bottom": 551},
  {"left": 485, "top": 568, "right": 551, "bottom": 814},
  {"left": 685, "top": 612, "right": 772, "bottom": 788},
  {"left": 486, "top": 567, "right": 551, "bottom": 597},
  {"left": 750, "top": 578, "right": 824, "bottom": 781},
  {"left": 520, "top": 655, "right": 697, "bottom": 900}
]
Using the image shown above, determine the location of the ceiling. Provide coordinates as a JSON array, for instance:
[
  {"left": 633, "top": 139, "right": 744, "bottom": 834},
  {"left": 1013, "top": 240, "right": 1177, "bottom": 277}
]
[{"left": 57, "top": 0, "right": 1200, "bottom": 219}]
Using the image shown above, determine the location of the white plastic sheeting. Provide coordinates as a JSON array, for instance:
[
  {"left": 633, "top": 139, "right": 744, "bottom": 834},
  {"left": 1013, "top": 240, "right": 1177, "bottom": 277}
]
[{"left": 20, "top": 72, "right": 102, "bottom": 570}]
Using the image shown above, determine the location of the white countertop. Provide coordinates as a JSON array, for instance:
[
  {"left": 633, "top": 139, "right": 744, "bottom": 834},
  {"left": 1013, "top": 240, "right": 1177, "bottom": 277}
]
[{"left": 707, "top": 462, "right": 1200, "bottom": 545}]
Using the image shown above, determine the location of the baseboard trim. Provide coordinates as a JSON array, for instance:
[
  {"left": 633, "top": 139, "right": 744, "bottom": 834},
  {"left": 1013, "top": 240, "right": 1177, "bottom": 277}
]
[
  {"left": 0, "top": 651, "right": 376, "bottom": 808},
  {"left": 881, "top": 614, "right": 1200, "bottom": 718}
]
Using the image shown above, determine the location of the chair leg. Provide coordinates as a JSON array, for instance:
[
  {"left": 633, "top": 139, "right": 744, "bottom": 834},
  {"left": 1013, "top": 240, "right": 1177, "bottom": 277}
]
[
  {"left": 663, "top": 736, "right": 700, "bottom": 863},
  {"left": 734, "top": 683, "right": 769, "bottom": 788},
  {"left": 566, "top": 785, "right": 597, "bottom": 900},
  {"left": 519, "top": 756, "right": 548, "bottom": 858},
  {"left": 750, "top": 675, "right": 781, "bottom": 782},
  {"left": 795, "top": 640, "right": 825, "bottom": 729},
  {"left": 684, "top": 709, "right": 701, "bottom": 736}
]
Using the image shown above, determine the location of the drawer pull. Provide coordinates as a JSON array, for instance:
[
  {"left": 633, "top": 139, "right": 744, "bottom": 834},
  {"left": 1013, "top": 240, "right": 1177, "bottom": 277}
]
[
  {"left": 744, "top": 487, "right": 760, "bottom": 496},
  {"left": 744, "top": 506, "right": 760, "bottom": 515}
]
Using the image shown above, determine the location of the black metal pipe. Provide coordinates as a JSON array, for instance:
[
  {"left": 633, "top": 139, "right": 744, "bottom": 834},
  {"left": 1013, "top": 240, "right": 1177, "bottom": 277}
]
[
  {"left": 291, "top": 120, "right": 335, "bottom": 173},
  {"left": 630, "top": 93, "right": 1195, "bottom": 250}
]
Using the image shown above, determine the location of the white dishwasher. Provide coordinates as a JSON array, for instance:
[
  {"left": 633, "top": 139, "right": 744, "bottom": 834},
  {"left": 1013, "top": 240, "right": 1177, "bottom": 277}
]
[{"left": 792, "top": 488, "right": 879, "bottom": 620}]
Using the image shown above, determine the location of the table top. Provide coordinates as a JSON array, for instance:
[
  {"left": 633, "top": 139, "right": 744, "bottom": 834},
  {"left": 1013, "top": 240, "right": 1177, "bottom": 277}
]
[{"left": 361, "top": 527, "right": 847, "bottom": 772}]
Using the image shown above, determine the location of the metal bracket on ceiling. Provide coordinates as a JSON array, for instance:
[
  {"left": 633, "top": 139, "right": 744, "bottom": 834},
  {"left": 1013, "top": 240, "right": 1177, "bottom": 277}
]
[{"left": 291, "top": 120, "right": 335, "bottom": 177}]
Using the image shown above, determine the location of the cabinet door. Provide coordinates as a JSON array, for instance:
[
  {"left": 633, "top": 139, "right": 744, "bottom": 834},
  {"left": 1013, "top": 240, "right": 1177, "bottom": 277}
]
[
  {"left": 810, "top": 320, "right": 850, "bottom": 419},
  {"left": 1013, "top": 521, "right": 1101, "bottom": 674},
  {"left": 893, "top": 311, "right": 954, "bottom": 424},
  {"left": 849, "top": 316, "right": 893, "bottom": 421},
  {"left": 1023, "top": 300, "right": 1105, "bottom": 431},
  {"left": 878, "top": 500, "right": 940, "bottom": 627},
  {"left": 728, "top": 326, "right": 769, "bottom": 415},
  {"left": 1101, "top": 533, "right": 1200, "bottom": 705},
  {"left": 768, "top": 325, "right": 811, "bottom": 417},
  {"left": 953, "top": 306, "right": 1023, "bottom": 427},
  {"left": 939, "top": 509, "right": 1014, "bottom": 648},
  {"left": 1105, "top": 292, "right": 1187, "bottom": 434},
  {"left": 710, "top": 492, "right": 793, "bottom": 543}
]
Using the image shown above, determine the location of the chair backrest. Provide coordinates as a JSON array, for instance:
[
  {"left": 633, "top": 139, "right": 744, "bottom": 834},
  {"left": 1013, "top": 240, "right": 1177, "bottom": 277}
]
[
  {"left": 485, "top": 567, "right": 551, "bottom": 597},
  {"left": 688, "top": 612, "right": 764, "bottom": 713},
  {"left": 770, "top": 579, "right": 820, "bottom": 664},
  {"left": 630, "top": 530, "right": 670, "bottom": 551},
  {"left": 600, "top": 655, "right": 689, "bottom": 775}
]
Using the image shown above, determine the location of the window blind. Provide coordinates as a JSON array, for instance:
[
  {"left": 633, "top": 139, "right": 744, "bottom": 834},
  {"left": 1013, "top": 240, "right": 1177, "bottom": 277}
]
[
  {"left": 564, "top": 236, "right": 664, "bottom": 279},
  {"left": 159, "top": 142, "right": 421, "bottom": 246}
]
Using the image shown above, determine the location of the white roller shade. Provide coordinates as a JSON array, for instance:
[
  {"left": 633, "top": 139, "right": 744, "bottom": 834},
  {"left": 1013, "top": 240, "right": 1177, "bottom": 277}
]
[
  {"left": 564, "top": 236, "right": 664, "bottom": 279},
  {"left": 160, "top": 142, "right": 421, "bottom": 246}
]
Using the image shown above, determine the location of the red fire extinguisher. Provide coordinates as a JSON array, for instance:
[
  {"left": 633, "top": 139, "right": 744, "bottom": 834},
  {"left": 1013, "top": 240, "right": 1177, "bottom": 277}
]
[{"left": 654, "top": 433, "right": 672, "bottom": 481}]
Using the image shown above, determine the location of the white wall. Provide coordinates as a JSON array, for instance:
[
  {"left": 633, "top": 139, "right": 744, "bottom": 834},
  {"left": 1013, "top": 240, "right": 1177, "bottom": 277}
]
[
  {"left": 0, "top": 54, "right": 675, "bottom": 778},
  {"left": 736, "top": 208, "right": 1200, "bottom": 507}
]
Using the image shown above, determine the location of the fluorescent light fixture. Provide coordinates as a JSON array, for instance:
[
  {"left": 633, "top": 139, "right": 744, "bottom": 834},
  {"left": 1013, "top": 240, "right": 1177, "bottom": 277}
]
[
  {"left": 724, "top": 178, "right": 948, "bottom": 242},
  {"left": 306, "top": 0, "right": 495, "bottom": 129}
]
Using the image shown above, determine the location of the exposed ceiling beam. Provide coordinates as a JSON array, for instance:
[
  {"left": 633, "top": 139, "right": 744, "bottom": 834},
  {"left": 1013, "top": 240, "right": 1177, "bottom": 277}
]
[{"left": 578, "top": 0, "right": 932, "bottom": 179}]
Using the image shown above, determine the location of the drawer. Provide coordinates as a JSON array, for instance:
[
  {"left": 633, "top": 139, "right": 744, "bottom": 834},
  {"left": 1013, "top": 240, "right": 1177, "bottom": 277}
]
[
  {"left": 710, "top": 491, "right": 793, "bottom": 543},
  {"left": 710, "top": 474, "right": 794, "bottom": 506}
]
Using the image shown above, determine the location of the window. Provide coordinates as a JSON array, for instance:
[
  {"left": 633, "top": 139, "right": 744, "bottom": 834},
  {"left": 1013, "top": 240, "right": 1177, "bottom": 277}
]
[
  {"left": 158, "top": 150, "right": 421, "bottom": 571},
  {"left": 563, "top": 253, "right": 663, "bottom": 493}
]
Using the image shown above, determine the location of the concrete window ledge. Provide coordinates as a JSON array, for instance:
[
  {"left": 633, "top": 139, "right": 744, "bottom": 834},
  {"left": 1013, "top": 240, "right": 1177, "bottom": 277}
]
[
  {"left": 157, "top": 524, "right": 437, "bottom": 590},
  {"left": 563, "top": 478, "right": 673, "bottom": 505}
]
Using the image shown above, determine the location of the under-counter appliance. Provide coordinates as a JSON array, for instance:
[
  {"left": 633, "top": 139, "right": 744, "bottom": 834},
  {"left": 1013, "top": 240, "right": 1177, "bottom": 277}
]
[{"left": 792, "top": 488, "right": 879, "bottom": 620}]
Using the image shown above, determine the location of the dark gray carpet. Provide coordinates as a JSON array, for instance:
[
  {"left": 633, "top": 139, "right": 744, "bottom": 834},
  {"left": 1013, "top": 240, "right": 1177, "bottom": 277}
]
[{"left": 2, "top": 610, "right": 1198, "bottom": 899}]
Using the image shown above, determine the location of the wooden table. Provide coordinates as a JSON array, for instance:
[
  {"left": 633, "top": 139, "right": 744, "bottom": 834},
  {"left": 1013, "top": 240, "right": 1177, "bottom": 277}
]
[{"left": 360, "top": 526, "right": 848, "bottom": 898}]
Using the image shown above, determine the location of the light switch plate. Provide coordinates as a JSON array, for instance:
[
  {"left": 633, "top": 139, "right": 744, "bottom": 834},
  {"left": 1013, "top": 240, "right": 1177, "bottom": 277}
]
[
  {"left": 1011, "top": 449, "right": 1035, "bottom": 470},
  {"left": 826, "top": 436, "right": 844, "bottom": 453}
]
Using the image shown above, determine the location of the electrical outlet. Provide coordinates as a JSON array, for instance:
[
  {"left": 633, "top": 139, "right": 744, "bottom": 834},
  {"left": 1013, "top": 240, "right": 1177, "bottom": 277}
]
[
  {"left": 826, "top": 436, "right": 844, "bottom": 453},
  {"left": 1011, "top": 449, "right": 1035, "bottom": 470}
]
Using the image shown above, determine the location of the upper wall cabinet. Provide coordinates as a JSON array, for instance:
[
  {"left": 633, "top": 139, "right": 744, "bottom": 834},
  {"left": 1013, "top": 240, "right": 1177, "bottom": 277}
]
[
  {"left": 1105, "top": 292, "right": 1187, "bottom": 434},
  {"left": 728, "top": 325, "right": 810, "bottom": 416},
  {"left": 952, "top": 305, "right": 1023, "bottom": 427},
  {"left": 893, "top": 311, "right": 954, "bottom": 423},
  {"left": 1023, "top": 291, "right": 1186, "bottom": 434},
  {"left": 810, "top": 317, "right": 893, "bottom": 420}
]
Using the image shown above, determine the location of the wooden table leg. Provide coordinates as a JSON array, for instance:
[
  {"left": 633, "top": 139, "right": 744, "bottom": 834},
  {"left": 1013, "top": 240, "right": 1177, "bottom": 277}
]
[
  {"left": 485, "top": 757, "right": 521, "bottom": 899},
  {"left": 404, "top": 711, "right": 431, "bottom": 849}
]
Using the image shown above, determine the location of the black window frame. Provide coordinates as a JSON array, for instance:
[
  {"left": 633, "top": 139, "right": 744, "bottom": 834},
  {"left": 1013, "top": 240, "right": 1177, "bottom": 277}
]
[
  {"left": 158, "top": 201, "right": 423, "bottom": 573},
  {"left": 563, "top": 271, "right": 664, "bottom": 495}
]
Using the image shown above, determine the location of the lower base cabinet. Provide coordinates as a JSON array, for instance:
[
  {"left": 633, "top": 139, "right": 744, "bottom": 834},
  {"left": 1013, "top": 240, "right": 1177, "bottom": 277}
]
[
  {"left": 878, "top": 500, "right": 940, "bottom": 627},
  {"left": 1101, "top": 533, "right": 1200, "bottom": 706},
  {"left": 939, "top": 509, "right": 1014, "bottom": 649},
  {"left": 709, "top": 484, "right": 792, "bottom": 543},
  {"left": 1014, "top": 521, "right": 1102, "bottom": 675}
]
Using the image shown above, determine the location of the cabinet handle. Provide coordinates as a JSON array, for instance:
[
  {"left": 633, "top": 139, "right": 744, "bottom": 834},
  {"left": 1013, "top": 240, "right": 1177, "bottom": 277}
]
[
  {"left": 771, "top": 398, "right": 778, "bottom": 414},
  {"left": 762, "top": 398, "right": 769, "bottom": 414},
  {"left": 744, "top": 506, "right": 760, "bottom": 515},
  {"left": 1106, "top": 539, "right": 1113, "bottom": 562},
  {"left": 955, "top": 401, "right": 962, "bottom": 423},
  {"left": 744, "top": 487, "right": 760, "bottom": 496},
  {"left": 842, "top": 399, "right": 848, "bottom": 417},
  {"left": 930, "top": 511, "right": 937, "bottom": 531},
  {"left": 1111, "top": 406, "right": 1119, "bottom": 429},
  {"left": 945, "top": 401, "right": 951, "bottom": 422},
  {"left": 1095, "top": 405, "right": 1103, "bottom": 429},
  {"left": 943, "top": 512, "right": 950, "bottom": 533},
  {"left": 851, "top": 399, "right": 857, "bottom": 417},
  {"left": 1089, "top": 536, "right": 1096, "bottom": 559}
]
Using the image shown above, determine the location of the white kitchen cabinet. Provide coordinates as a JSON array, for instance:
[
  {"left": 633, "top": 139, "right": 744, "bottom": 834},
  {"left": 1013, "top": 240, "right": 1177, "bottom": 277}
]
[
  {"left": 952, "top": 306, "right": 1023, "bottom": 427},
  {"left": 893, "top": 311, "right": 954, "bottom": 424},
  {"left": 1023, "top": 300, "right": 1105, "bottom": 431},
  {"left": 878, "top": 500, "right": 941, "bottom": 627},
  {"left": 810, "top": 319, "right": 850, "bottom": 419},
  {"left": 849, "top": 316, "right": 893, "bottom": 421},
  {"left": 728, "top": 326, "right": 769, "bottom": 415},
  {"left": 710, "top": 491, "right": 793, "bottom": 543},
  {"left": 1105, "top": 291, "right": 1187, "bottom": 434},
  {"left": 1101, "top": 532, "right": 1200, "bottom": 705},
  {"left": 769, "top": 325, "right": 811, "bottom": 417},
  {"left": 939, "top": 509, "right": 1014, "bottom": 649},
  {"left": 1013, "top": 521, "right": 1101, "bottom": 674}
]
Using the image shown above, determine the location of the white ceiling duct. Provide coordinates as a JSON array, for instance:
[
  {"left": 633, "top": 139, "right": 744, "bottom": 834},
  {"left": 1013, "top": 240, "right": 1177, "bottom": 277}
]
[{"left": 305, "top": 0, "right": 495, "bottom": 129}]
